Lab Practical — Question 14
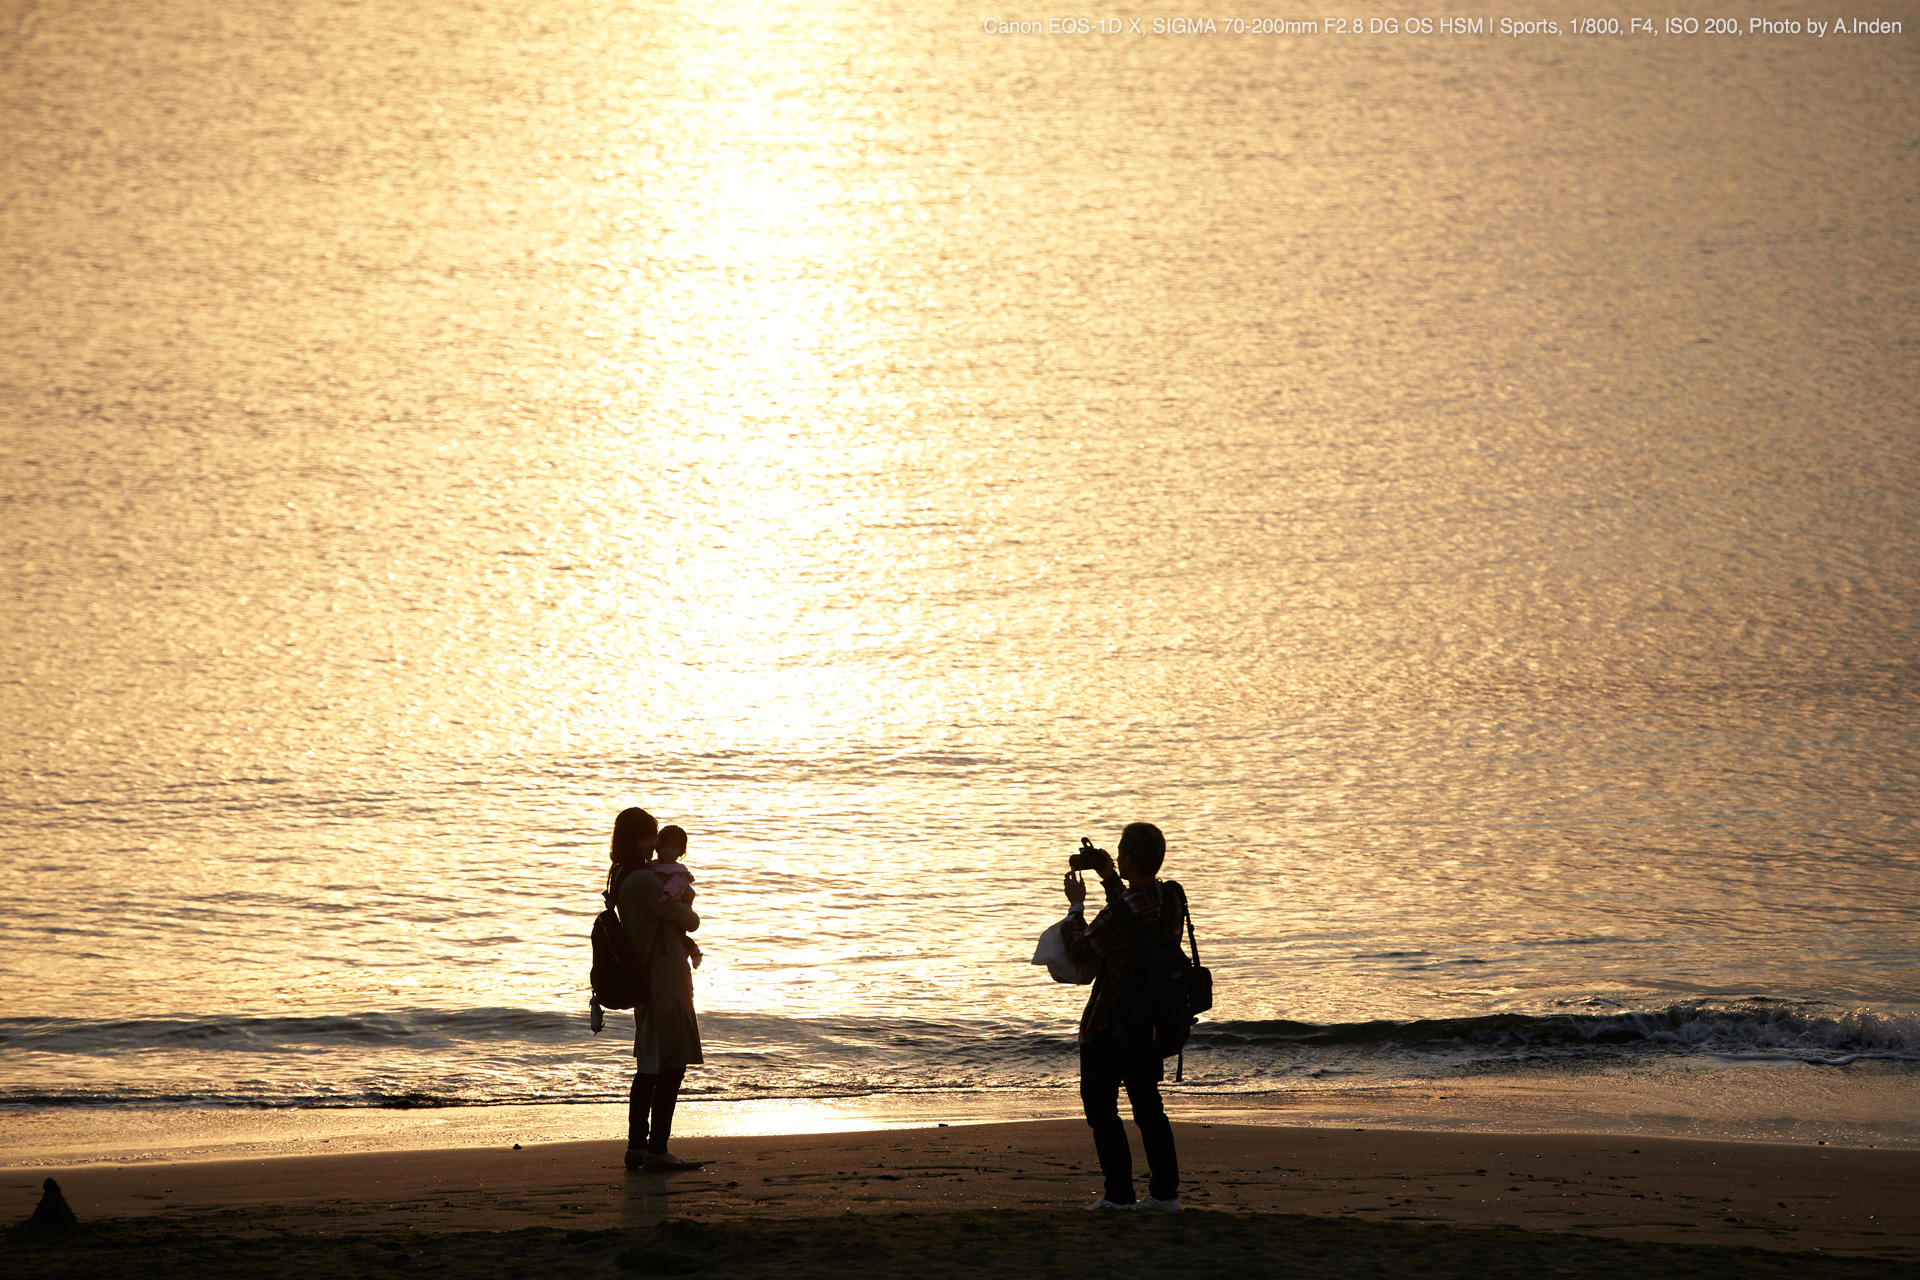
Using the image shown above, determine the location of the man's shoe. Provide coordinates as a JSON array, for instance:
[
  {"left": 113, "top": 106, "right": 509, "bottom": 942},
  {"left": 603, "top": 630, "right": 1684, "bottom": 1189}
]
[
  {"left": 642, "top": 1150, "right": 706, "bottom": 1171},
  {"left": 622, "top": 1148, "right": 645, "bottom": 1171},
  {"left": 1087, "top": 1195, "right": 1135, "bottom": 1211},
  {"left": 1135, "top": 1194, "right": 1183, "bottom": 1212}
]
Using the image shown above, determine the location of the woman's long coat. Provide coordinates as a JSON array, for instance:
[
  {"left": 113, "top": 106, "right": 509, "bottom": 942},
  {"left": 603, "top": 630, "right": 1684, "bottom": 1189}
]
[{"left": 616, "top": 866, "right": 704, "bottom": 1071}]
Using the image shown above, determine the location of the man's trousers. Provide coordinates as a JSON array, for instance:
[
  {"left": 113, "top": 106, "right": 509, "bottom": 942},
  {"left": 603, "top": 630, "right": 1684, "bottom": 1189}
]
[{"left": 1079, "top": 1037, "right": 1179, "bottom": 1203}]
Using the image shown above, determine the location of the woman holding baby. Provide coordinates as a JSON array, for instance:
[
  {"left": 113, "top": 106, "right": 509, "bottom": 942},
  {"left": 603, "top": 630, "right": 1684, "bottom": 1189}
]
[{"left": 606, "top": 806, "right": 705, "bottom": 1171}]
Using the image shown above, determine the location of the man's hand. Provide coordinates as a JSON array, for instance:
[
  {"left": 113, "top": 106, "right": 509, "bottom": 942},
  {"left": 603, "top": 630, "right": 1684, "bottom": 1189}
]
[{"left": 1062, "top": 871, "right": 1087, "bottom": 905}]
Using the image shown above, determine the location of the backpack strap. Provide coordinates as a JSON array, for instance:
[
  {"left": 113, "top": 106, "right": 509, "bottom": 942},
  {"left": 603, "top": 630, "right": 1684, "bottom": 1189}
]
[
  {"left": 1132, "top": 881, "right": 1194, "bottom": 952},
  {"left": 1109, "top": 880, "right": 1165, "bottom": 929},
  {"left": 607, "top": 865, "right": 666, "bottom": 967},
  {"left": 1144, "top": 879, "right": 1200, "bottom": 965}
]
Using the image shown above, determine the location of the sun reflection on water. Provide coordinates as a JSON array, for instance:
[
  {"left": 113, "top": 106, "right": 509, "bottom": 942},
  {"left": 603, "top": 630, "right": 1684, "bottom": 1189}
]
[
  {"left": 5, "top": 0, "right": 1915, "bottom": 1073},
  {"left": 517, "top": 19, "right": 948, "bottom": 757}
]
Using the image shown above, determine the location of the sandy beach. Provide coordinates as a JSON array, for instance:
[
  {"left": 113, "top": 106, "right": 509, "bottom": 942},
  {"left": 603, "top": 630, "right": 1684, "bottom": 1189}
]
[{"left": 6, "top": 1120, "right": 1915, "bottom": 1277}]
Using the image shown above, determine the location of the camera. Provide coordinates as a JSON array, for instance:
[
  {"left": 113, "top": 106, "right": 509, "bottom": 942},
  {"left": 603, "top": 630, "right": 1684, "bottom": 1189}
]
[{"left": 1068, "top": 837, "right": 1109, "bottom": 872}]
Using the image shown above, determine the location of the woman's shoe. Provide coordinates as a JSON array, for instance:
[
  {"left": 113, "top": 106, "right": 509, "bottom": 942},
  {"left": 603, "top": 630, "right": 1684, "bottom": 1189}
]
[
  {"left": 642, "top": 1150, "right": 705, "bottom": 1171},
  {"left": 622, "top": 1148, "right": 647, "bottom": 1171}
]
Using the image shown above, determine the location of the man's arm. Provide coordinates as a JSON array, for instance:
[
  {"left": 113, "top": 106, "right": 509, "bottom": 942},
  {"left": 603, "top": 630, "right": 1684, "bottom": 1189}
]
[{"left": 1060, "top": 869, "right": 1128, "bottom": 966}]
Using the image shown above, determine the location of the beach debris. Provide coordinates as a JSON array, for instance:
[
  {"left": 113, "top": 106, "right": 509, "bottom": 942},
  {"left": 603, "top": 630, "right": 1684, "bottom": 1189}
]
[{"left": 9, "top": 1177, "right": 81, "bottom": 1242}]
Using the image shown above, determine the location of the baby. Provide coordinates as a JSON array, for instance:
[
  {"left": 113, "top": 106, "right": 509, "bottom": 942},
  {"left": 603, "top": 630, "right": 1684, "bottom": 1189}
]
[{"left": 653, "top": 824, "right": 704, "bottom": 969}]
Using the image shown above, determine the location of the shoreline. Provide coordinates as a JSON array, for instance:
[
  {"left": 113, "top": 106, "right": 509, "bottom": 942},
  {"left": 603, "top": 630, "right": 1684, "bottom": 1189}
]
[
  {"left": 6, "top": 1061, "right": 1918, "bottom": 1169},
  {"left": 2, "top": 1120, "right": 1916, "bottom": 1271}
]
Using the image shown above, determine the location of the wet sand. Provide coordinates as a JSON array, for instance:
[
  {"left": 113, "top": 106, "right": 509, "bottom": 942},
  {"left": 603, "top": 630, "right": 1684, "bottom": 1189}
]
[{"left": 4, "top": 1121, "right": 1915, "bottom": 1276}]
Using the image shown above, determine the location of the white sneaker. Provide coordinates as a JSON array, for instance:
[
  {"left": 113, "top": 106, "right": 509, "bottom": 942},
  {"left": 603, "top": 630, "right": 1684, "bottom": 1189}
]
[
  {"left": 1087, "top": 1195, "right": 1134, "bottom": 1211},
  {"left": 1135, "top": 1194, "right": 1182, "bottom": 1212}
]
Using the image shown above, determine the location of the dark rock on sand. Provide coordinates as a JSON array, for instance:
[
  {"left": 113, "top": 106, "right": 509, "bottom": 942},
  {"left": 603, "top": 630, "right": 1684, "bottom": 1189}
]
[{"left": 10, "top": 1179, "right": 81, "bottom": 1242}]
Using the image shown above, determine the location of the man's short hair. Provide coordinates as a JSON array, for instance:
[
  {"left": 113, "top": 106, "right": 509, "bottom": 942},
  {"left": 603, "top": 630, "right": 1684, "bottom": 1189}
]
[{"left": 1119, "top": 822, "right": 1166, "bottom": 877}]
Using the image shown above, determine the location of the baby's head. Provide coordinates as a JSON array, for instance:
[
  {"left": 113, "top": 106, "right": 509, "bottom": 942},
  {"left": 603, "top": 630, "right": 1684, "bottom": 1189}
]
[{"left": 656, "top": 824, "right": 688, "bottom": 863}]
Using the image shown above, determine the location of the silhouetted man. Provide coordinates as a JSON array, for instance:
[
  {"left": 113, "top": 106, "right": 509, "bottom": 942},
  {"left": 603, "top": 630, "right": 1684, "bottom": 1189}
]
[{"left": 1060, "top": 821, "right": 1184, "bottom": 1211}]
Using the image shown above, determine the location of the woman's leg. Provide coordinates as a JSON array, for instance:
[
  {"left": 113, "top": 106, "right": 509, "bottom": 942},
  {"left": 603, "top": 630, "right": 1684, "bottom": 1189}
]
[
  {"left": 646, "top": 1065, "right": 687, "bottom": 1153},
  {"left": 628, "top": 1070, "right": 659, "bottom": 1151}
]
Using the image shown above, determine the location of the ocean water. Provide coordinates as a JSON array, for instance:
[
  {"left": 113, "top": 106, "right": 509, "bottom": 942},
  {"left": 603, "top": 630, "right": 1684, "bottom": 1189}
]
[{"left": 2, "top": 0, "right": 1917, "bottom": 1141}]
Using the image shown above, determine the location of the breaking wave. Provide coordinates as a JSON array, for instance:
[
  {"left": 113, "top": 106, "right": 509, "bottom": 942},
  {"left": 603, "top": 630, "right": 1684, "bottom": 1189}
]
[{"left": 1190, "top": 1001, "right": 1920, "bottom": 1062}]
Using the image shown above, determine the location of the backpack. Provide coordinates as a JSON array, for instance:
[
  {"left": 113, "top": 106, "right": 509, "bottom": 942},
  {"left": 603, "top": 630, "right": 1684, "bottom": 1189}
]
[
  {"left": 590, "top": 868, "right": 653, "bottom": 1013},
  {"left": 1113, "top": 881, "right": 1213, "bottom": 1079}
]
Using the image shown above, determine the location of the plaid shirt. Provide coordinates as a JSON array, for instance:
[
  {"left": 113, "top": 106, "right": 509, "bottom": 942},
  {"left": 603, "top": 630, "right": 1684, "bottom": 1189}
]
[{"left": 1060, "top": 876, "right": 1186, "bottom": 1043}]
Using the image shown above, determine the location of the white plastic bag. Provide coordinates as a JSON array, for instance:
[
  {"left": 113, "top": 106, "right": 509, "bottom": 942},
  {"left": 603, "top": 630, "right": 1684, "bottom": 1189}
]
[{"left": 1031, "top": 917, "right": 1096, "bottom": 985}]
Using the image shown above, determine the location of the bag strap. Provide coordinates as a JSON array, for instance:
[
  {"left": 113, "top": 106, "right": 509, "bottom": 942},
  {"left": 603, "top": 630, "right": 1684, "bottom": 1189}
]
[
  {"left": 1149, "top": 880, "right": 1199, "bottom": 962},
  {"left": 604, "top": 864, "right": 633, "bottom": 910},
  {"left": 1107, "top": 882, "right": 1157, "bottom": 935},
  {"left": 1111, "top": 881, "right": 1188, "bottom": 952}
]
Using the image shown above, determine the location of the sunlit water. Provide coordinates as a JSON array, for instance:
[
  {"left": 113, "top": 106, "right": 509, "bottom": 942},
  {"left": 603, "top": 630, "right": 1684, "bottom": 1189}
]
[{"left": 3, "top": 1, "right": 1916, "bottom": 1129}]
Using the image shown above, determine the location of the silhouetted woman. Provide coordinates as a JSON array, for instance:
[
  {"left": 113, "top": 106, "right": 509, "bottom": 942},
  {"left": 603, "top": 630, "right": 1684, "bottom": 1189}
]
[{"left": 607, "top": 806, "right": 704, "bottom": 1170}]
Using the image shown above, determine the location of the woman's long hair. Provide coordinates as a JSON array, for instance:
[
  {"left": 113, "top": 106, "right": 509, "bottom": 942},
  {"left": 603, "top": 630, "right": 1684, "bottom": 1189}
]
[{"left": 607, "top": 806, "right": 658, "bottom": 892}]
